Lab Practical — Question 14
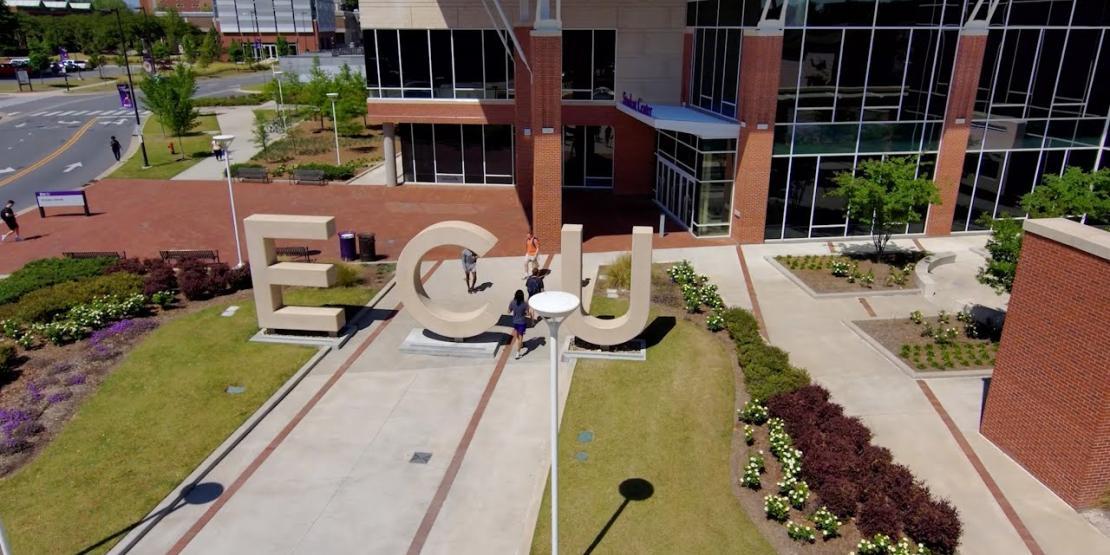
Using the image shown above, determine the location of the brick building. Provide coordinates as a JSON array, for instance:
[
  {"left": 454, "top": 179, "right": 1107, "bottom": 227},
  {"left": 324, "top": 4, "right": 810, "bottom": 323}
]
[
  {"left": 360, "top": 0, "right": 1110, "bottom": 247},
  {"left": 214, "top": 0, "right": 337, "bottom": 56},
  {"left": 980, "top": 218, "right": 1110, "bottom": 508}
]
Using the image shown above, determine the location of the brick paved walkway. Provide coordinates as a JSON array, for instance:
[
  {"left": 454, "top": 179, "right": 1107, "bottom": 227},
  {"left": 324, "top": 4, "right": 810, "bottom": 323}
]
[{"left": 0, "top": 180, "right": 730, "bottom": 273}]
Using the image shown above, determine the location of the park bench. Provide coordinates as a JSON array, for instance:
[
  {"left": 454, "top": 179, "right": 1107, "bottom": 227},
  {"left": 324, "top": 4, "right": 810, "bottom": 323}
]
[
  {"left": 159, "top": 249, "right": 220, "bottom": 265},
  {"left": 63, "top": 251, "right": 125, "bottom": 260},
  {"left": 292, "top": 169, "right": 328, "bottom": 186},
  {"left": 237, "top": 167, "right": 270, "bottom": 183},
  {"left": 275, "top": 246, "right": 312, "bottom": 262}
]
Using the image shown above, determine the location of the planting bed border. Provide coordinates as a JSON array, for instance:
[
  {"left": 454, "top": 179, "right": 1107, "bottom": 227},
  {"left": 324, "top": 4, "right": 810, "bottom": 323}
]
[
  {"left": 913, "top": 252, "right": 957, "bottom": 297},
  {"left": 765, "top": 256, "right": 922, "bottom": 299},
  {"left": 562, "top": 336, "right": 646, "bottom": 361},
  {"left": 249, "top": 279, "right": 396, "bottom": 348},
  {"left": 844, "top": 319, "right": 994, "bottom": 379}
]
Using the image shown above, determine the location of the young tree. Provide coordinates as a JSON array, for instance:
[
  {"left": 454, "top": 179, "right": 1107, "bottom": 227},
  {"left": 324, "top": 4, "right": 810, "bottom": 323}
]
[
  {"left": 831, "top": 156, "right": 940, "bottom": 260},
  {"left": 253, "top": 111, "right": 272, "bottom": 153},
  {"left": 139, "top": 65, "right": 199, "bottom": 160},
  {"left": 977, "top": 166, "right": 1110, "bottom": 294},
  {"left": 181, "top": 33, "right": 198, "bottom": 64},
  {"left": 198, "top": 29, "right": 220, "bottom": 67},
  {"left": 275, "top": 35, "right": 290, "bottom": 57},
  {"left": 0, "top": 0, "right": 17, "bottom": 55},
  {"left": 28, "top": 40, "right": 52, "bottom": 80},
  {"left": 228, "top": 40, "right": 245, "bottom": 64}
]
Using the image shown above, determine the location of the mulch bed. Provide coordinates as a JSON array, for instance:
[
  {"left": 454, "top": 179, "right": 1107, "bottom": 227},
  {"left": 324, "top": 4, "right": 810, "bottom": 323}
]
[
  {"left": 250, "top": 119, "right": 384, "bottom": 179},
  {"left": 0, "top": 290, "right": 252, "bottom": 477},
  {"left": 855, "top": 317, "right": 998, "bottom": 372},
  {"left": 775, "top": 252, "right": 925, "bottom": 294}
]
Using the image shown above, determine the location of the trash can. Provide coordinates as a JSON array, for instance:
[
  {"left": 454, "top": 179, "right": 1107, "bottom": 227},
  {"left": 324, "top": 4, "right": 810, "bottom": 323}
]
[
  {"left": 358, "top": 233, "right": 376, "bottom": 262},
  {"left": 338, "top": 232, "right": 357, "bottom": 261}
]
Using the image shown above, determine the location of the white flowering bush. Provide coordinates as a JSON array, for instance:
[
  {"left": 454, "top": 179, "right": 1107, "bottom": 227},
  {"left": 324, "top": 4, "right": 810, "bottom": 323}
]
[
  {"left": 810, "top": 506, "right": 841, "bottom": 539},
  {"left": 743, "top": 424, "right": 754, "bottom": 445},
  {"left": 706, "top": 310, "right": 725, "bottom": 331},
  {"left": 767, "top": 418, "right": 793, "bottom": 458},
  {"left": 763, "top": 494, "right": 790, "bottom": 522},
  {"left": 27, "top": 294, "right": 148, "bottom": 346},
  {"left": 667, "top": 260, "right": 696, "bottom": 284},
  {"left": 785, "top": 520, "right": 816, "bottom": 543},
  {"left": 786, "top": 479, "right": 809, "bottom": 509},
  {"left": 741, "top": 454, "right": 763, "bottom": 489},
  {"left": 830, "top": 259, "right": 853, "bottom": 277},
  {"left": 852, "top": 534, "right": 933, "bottom": 555},
  {"left": 738, "top": 399, "right": 769, "bottom": 424}
]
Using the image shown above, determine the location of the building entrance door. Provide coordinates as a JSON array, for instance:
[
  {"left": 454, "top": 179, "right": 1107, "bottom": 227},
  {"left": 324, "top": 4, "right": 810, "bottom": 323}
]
[{"left": 655, "top": 155, "right": 696, "bottom": 230}]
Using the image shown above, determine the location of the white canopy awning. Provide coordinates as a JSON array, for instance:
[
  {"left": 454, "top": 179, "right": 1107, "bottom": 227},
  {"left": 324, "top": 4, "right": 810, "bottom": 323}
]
[
  {"left": 617, "top": 102, "right": 741, "bottom": 140},
  {"left": 7, "top": 0, "right": 43, "bottom": 7}
]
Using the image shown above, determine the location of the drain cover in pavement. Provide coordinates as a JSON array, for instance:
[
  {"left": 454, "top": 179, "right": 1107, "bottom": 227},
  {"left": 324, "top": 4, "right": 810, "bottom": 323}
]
[
  {"left": 575, "top": 451, "right": 589, "bottom": 462},
  {"left": 410, "top": 452, "right": 433, "bottom": 464},
  {"left": 577, "top": 431, "right": 594, "bottom": 443},
  {"left": 225, "top": 385, "right": 246, "bottom": 394}
]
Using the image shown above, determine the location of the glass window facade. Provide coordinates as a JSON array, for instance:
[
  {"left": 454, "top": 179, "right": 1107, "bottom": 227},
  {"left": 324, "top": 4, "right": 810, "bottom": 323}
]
[
  {"left": 365, "top": 30, "right": 515, "bottom": 99},
  {"left": 656, "top": 130, "right": 736, "bottom": 236},
  {"left": 398, "top": 124, "right": 514, "bottom": 184},
  {"left": 954, "top": 0, "right": 1110, "bottom": 231},
  {"left": 563, "top": 126, "right": 615, "bottom": 188},
  {"left": 562, "top": 30, "right": 616, "bottom": 100}
]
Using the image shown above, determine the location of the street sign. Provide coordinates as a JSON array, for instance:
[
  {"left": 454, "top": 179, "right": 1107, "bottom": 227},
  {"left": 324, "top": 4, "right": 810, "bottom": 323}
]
[
  {"left": 35, "top": 190, "right": 91, "bottom": 218},
  {"left": 59, "top": 47, "right": 68, "bottom": 62},
  {"left": 117, "top": 84, "right": 133, "bottom": 109},
  {"left": 255, "top": 39, "right": 262, "bottom": 49},
  {"left": 16, "top": 70, "right": 29, "bottom": 85}
]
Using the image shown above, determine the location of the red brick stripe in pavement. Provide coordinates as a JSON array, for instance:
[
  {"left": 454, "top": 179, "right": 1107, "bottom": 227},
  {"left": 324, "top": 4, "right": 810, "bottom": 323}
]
[
  {"left": 858, "top": 297, "right": 877, "bottom": 317},
  {"left": 913, "top": 238, "right": 927, "bottom": 251},
  {"left": 736, "top": 246, "right": 768, "bottom": 340},
  {"left": 405, "top": 253, "right": 555, "bottom": 554},
  {"left": 916, "top": 381, "right": 1045, "bottom": 555},
  {"left": 168, "top": 260, "right": 443, "bottom": 554}
]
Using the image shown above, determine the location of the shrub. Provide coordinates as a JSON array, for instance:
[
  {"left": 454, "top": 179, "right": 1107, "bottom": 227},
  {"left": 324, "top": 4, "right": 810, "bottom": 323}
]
[
  {"left": 227, "top": 162, "right": 266, "bottom": 178},
  {"left": 194, "top": 92, "right": 269, "bottom": 107},
  {"left": 295, "top": 162, "right": 359, "bottom": 180},
  {"left": 786, "top": 521, "right": 816, "bottom": 543},
  {"left": 150, "top": 290, "right": 176, "bottom": 307},
  {"left": 763, "top": 494, "right": 790, "bottom": 522},
  {"left": 741, "top": 455, "right": 763, "bottom": 489},
  {"left": 605, "top": 253, "right": 633, "bottom": 289},
  {"left": 722, "top": 308, "right": 810, "bottom": 400},
  {"left": 227, "top": 263, "right": 253, "bottom": 291},
  {"left": 818, "top": 476, "right": 861, "bottom": 518},
  {"left": 667, "top": 260, "right": 695, "bottom": 284},
  {"left": 743, "top": 424, "right": 754, "bottom": 445},
  {"left": 0, "top": 340, "right": 15, "bottom": 370},
  {"left": 902, "top": 497, "right": 961, "bottom": 555},
  {"left": 811, "top": 506, "right": 841, "bottom": 539},
  {"left": 738, "top": 399, "right": 769, "bottom": 424},
  {"left": 108, "top": 258, "right": 179, "bottom": 296},
  {"left": 334, "top": 263, "right": 363, "bottom": 287},
  {"left": 0, "top": 257, "right": 118, "bottom": 305},
  {"left": 0, "top": 272, "right": 144, "bottom": 324},
  {"left": 178, "top": 261, "right": 216, "bottom": 300},
  {"left": 858, "top": 494, "right": 902, "bottom": 538}
]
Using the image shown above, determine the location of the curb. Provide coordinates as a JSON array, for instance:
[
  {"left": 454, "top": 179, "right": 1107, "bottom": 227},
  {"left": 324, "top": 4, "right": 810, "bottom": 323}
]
[
  {"left": 765, "top": 256, "right": 921, "bottom": 299},
  {"left": 842, "top": 319, "right": 994, "bottom": 380}
]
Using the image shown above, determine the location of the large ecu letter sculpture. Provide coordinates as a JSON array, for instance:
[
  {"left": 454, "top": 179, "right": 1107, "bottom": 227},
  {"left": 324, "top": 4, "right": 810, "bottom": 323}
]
[
  {"left": 244, "top": 214, "right": 345, "bottom": 333},
  {"left": 395, "top": 220, "right": 503, "bottom": 339},
  {"left": 560, "top": 224, "right": 653, "bottom": 345}
]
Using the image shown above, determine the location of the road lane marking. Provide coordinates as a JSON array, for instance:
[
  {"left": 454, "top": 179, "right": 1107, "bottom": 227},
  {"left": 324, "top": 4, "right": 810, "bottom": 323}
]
[{"left": 0, "top": 118, "right": 96, "bottom": 189}]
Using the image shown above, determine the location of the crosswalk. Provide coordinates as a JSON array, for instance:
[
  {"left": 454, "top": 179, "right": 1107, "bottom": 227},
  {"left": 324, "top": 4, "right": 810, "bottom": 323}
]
[{"left": 25, "top": 109, "right": 150, "bottom": 119}]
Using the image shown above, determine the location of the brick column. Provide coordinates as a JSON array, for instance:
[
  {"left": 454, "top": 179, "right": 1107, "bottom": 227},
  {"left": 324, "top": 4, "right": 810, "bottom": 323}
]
[
  {"left": 980, "top": 219, "right": 1110, "bottom": 508},
  {"left": 926, "top": 30, "right": 988, "bottom": 236},
  {"left": 680, "top": 28, "right": 694, "bottom": 105},
  {"left": 514, "top": 27, "right": 534, "bottom": 219},
  {"left": 730, "top": 29, "right": 783, "bottom": 244},
  {"left": 529, "top": 30, "right": 563, "bottom": 249}
]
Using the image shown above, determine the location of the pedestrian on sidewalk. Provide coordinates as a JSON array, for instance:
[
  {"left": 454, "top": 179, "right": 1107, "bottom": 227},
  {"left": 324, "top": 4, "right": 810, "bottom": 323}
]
[
  {"left": 211, "top": 139, "right": 223, "bottom": 161},
  {"left": 1, "top": 201, "right": 21, "bottom": 242},
  {"left": 109, "top": 136, "right": 122, "bottom": 161},
  {"left": 523, "top": 229, "right": 540, "bottom": 278},
  {"left": 461, "top": 247, "right": 479, "bottom": 293},
  {"left": 526, "top": 268, "right": 544, "bottom": 298},
  {"left": 508, "top": 289, "right": 533, "bottom": 360}
]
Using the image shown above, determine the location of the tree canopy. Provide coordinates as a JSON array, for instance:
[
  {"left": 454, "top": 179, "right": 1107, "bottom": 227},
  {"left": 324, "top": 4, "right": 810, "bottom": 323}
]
[
  {"left": 139, "top": 65, "right": 200, "bottom": 159},
  {"left": 831, "top": 156, "right": 940, "bottom": 259}
]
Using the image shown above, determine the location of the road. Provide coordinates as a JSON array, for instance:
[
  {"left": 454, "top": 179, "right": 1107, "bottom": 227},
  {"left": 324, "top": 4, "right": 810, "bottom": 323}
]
[{"left": 0, "top": 71, "right": 271, "bottom": 212}]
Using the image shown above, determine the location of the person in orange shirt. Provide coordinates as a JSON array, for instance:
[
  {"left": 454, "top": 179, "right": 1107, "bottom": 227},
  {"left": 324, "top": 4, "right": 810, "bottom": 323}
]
[{"left": 524, "top": 230, "right": 540, "bottom": 278}]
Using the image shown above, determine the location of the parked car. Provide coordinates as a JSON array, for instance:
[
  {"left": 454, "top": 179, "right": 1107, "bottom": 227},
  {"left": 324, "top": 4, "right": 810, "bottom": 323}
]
[{"left": 9, "top": 58, "right": 29, "bottom": 67}]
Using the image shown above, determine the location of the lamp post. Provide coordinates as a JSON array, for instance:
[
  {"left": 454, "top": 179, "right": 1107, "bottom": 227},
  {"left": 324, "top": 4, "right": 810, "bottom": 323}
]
[
  {"left": 213, "top": 134, "right": 244, "bottom": 268},
  {"left": 273, "top": 69, "right": 288, "bottom": 132},
  {"left": 326, "top": 92, "right": 341, "bottom": 164},
  {"left": 0, "top": 515, "right": 12, "bottom": 555},
  {"left": 526, "top": 291, "right": 581, "bottom": 555},
  {"left": 105, "top": 7, "right": 149, "bottom": 168}
]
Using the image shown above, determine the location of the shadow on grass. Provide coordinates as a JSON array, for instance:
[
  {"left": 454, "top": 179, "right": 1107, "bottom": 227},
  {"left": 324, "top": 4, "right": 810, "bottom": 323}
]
[
  {"left": 76, "top": 481, "right": 224, "bottom": 554},
  {"left": 583, "top": 478, "right": 655, "bottom": 555}
]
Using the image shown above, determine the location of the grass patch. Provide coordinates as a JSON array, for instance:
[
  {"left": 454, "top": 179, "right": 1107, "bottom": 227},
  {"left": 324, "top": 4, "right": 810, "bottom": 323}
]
[
  {"left": 240, "top": 82, "right": 267, "bottom": 92},
  {"left": 284, "top": 285, "right": 376, "bottom": 309},
  {"left": 0, "top": 299, "right": 321, "bottom": 554},
  {"left": 108, "top": 114, "right": 220, "bottom": 180},
  {"left": 529, "top": 302, "right": 772, "bottom": 554}
]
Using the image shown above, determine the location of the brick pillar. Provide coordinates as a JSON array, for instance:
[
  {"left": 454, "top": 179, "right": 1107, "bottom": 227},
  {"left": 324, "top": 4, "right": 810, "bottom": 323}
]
[
  {"left": 680, "top": 28, "right": 694, "bottom": 105},
  {"left": 730, "top": 29, "right": 783, "bottom": 244},
  {"left": 980, "top": 219, "right": 1110, "bottom": 508},
  {"left": 529, "top": 30, "right": 563, "bottom": 250},
  {"left": 514, "top": 27, "right": 534, "bottom": 220},
  {"left": 926, "top": 30, "right": 988, "bottom": 236}
]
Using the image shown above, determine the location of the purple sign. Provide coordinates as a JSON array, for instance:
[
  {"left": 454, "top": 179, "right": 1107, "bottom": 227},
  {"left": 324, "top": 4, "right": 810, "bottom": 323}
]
[
  {"left": 35, "top": 190, "right": 90, "bottom": 217},
  {"left": 59, "top": 47, "right": 68, "bottom": 62},
  {"left": 621, "top": 92, "right": 654, "bottom": 117},
  {"left": 117, "top": 84, "right": 133, "bottom": 109}
]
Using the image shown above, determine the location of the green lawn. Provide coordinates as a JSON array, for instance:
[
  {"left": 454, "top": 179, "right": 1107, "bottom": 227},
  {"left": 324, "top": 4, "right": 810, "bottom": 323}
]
[
  {"left": 109, "top": 114, "right": 220, "bottom": 180},
  {"left": 0, "top": 298, "right": 319, "bottom": 554},
  {"left": 284, "top": 284, "right": 377, "bottom": 309},
  {"left": 529, "top": 298, "right": 773, "bottom": 554}
]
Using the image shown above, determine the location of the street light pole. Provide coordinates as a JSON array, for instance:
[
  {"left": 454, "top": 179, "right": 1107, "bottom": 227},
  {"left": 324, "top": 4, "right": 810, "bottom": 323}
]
[
  {"left": 527, "top": 291, "right": 582, "bottom": 555},
  {"left": 214, "top": 134, "right": 245, "bottom": 268},
  {"left": 326, "top": 92, "right": 340, "bottom": 165},
  {"left": 0, "top": 515, "right": 12, "bottom": 555},
  {"left": 111, "top": 7, "right": 149, "bottom": 168}
]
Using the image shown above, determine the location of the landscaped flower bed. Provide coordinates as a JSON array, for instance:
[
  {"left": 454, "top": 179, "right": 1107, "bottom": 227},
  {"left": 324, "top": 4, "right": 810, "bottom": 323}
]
[
  {"left": 774, "top": 252, "right": 925, "bottom": 293},
  {"left": 855, "top": 310, "right": 999, "bottom": 371}
]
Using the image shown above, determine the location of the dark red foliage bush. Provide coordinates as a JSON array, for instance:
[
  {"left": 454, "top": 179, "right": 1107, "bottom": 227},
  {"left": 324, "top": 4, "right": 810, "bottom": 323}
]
[
  {"left": 903, "top": 497, "right": 962, "bottom": 555},
  {"left": 142, "top": 265, "right": 177, "bottom": 296},
  {"left": 816, "top": 476, "right": 860, "bottom": 518},
  {"left": 178, "top": 260, "right": 215, "bottom": 300},
  {"left": 768, "top": 385, "right": 962, "bottom": 552},
  {"left": 857, "top": 494, "right": 902, "bottom": 538},
  {"left": 106, "top": 257, "right": 148, "bottom": 275},
  {"left": 227, "top": 263, "right": 252, "bottom": 291}
]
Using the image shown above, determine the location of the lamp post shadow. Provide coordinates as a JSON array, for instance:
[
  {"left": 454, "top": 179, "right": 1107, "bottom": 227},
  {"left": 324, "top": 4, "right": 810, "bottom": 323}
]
[{"left": 583, "top": 478, "right": 654, "bottom": 555}]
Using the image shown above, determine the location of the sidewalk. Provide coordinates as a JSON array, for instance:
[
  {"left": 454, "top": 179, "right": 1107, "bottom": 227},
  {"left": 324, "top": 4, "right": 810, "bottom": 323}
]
[
  {"left": 740, "top": 236, "right": 1109, "bottom": 555},
  {"left": 172, "top": 104, "right": 280, "bottom": 180}
]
